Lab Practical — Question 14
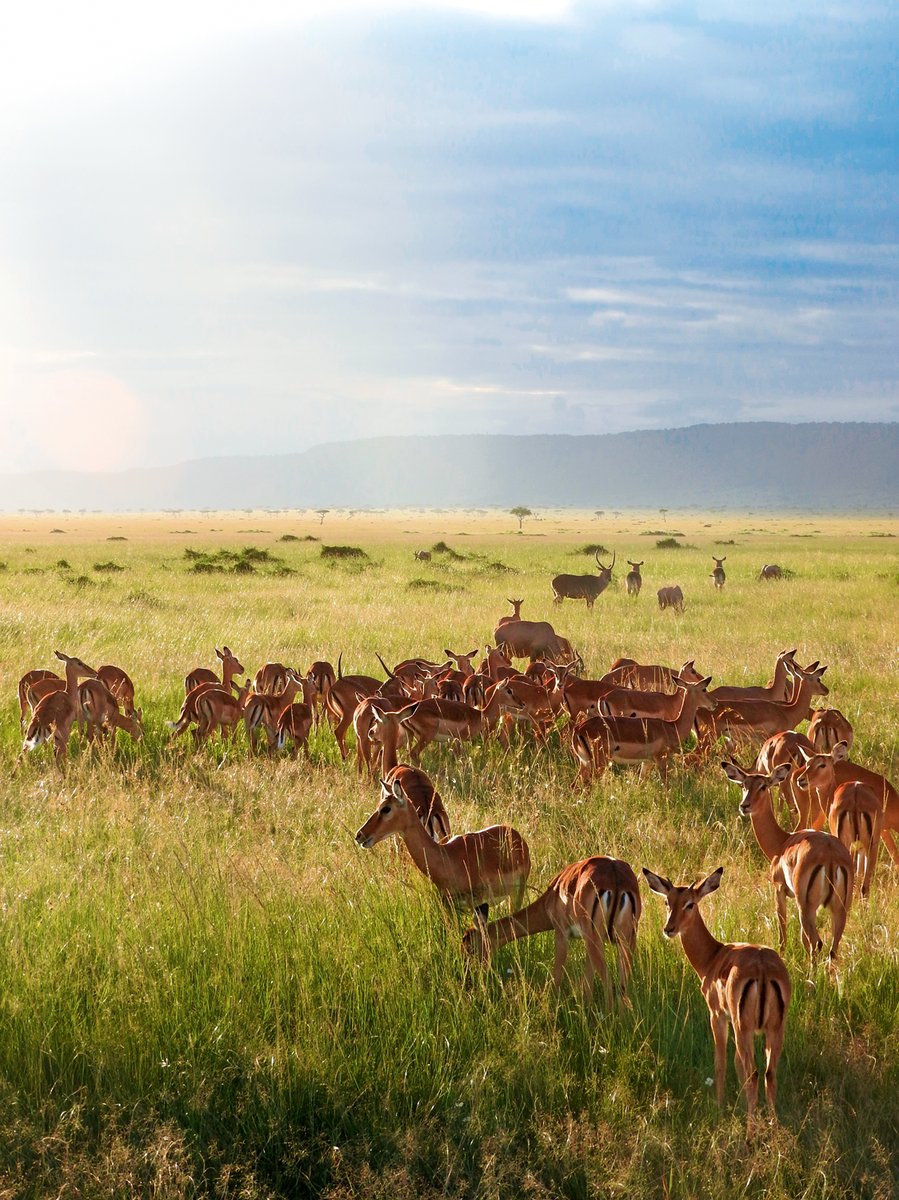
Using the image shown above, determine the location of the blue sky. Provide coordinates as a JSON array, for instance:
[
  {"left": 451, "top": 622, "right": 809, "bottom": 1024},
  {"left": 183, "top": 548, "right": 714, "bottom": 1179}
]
[{"left": 1, "top": 0, "right": 896, "bottom": 471}]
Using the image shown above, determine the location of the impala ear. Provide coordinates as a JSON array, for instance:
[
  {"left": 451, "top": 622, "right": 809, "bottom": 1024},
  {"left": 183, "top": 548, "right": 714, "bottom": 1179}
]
[
  {"left": 770, "top": 762, "right": 792, "bottom": 785},
  {"left": 833, "top": 740, "right": 850, "bottom": 762},
  {"left": 390, "top": 779, "right": 407, "bottom": 805},
  {"left": 796, "top": 746, "right": 814, "bottom": 762},
  {"left": 721, "top": 759, "right": 747, "bottom": 784},
  {"left": 697, "top": 867, "right": 724, "bottom": 897},
  {"left": 641, "top": 868, "right": 672, "bottom": 896}
]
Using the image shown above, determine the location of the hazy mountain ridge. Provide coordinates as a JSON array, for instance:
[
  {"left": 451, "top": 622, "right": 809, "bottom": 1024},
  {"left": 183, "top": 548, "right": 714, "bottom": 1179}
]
[{"left": 2, "top": 423, "right": 896, "bottom": 511}]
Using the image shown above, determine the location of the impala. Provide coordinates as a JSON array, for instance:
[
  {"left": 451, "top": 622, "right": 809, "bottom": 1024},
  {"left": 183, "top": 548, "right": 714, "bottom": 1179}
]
[
  {"left": 276, "top": 699, "right": 314, "bottom": 760},
  {"left": 371, "top": 707, "right": 451, "bottom": 840},
  {"left": 22, "top": 652, "right": 98, "bottom": 767},
  {"left": 355, "top": 777, "right": 530, "bottom": 923},
  {"left": 710, "top": 556, "right": 726, "bottom": 590},
  {"left": 185, "top": 646, "right": 244, "bottom": 696},
  {"left": 643, "top": 866, "right": 790, "bottom": 1133},
  {"left": 657, "top": 585, "right": 685, "bottom": 613},
  {"left": 601, "top": 658, "right": 703, "bottom": 694},
  {"left": 754, "top": 730, "right": 815, "bottom": 822},
  {"left": 758, "top": 564, "right": 784, "bottom": 581},
  {"left": 244, "top": 668, "right": 305, "bottom": 754},
  {"left": 625, "top": 560, "right": 643, "bottom": 597},
  {"left": 413, "top": 549, "right": 432, "bottom": 562},
  {"left": 194, "top": 681, "right": 253, "bottom": 745},
  {"left": 325, "top": 658, "right": 385, "bottom": 759},
  {"left": 709, "top": 649, "right": 797, "bottom": 705},
  {"left": 792, "top": 743, "right": 883, "bottom": 896},
  {"left": 463, "top": 856, "right": 641, "bottom": 1006},
  {"left": 493, "top": 619, "right": 571, "bottom": 664},
  {"left": 79, "top": 679, "right": 144, "bottom": 745},
  {"left": 496, "top": 598, "right": 524, "bottom": 627},
  {"left": 17, "top": 668, "right": 60, "bottom": 726},
  {"left": 394, "top": 681, "right": 525, "bottom": 761},
  {"left": 352, "top": 693, "right": 413, "bottom": 775},
  {"left": 722, "top": 760, "right": 853, "bottom": 960},
  {"left": 305, "top": 660, "right": 336, "bottom": 728},
  {"left": 807, "top": 708, "right": 854, "bottom": 754},
  {"left": 697, "top": 662, "right": 828, "bottom": 750},
  {"left": 571, "top": 676, "right": 715, "bottom": 783},
  {"left": 97, "top": 665, "right": 137, "bottom": 716},
  {"left": 253, "top": 662, "right": 291, "bottom": 695},
  {"left": 551, "top": 550, "right": 615, "bottom": 608}
]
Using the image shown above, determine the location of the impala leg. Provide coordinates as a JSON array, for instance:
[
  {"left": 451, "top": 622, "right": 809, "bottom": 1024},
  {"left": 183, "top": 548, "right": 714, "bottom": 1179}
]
[
  {"left": 775, "top": 886, "right": 788, "bottom": 955},
  {"left": 552, "top": 929, "right": 569, "bottom": 988},
  {"left": 616, "top": 924, "right": 636, "bottom": 1005},
  {"left": 879, "top": 826, "right": 899, "bottom": 866},
  {"left": 710, "top": 1011, "right": 729, "bottom": 1107},
  {"left": 861, "top": 830, "right": 880, "bottom": 899},
  {"left": 734, "top": 1022, "right": 759, "bottom": 1133},
  {"left": 764, "top": 1028, "right": 784, "bottom": 1118},
  {"left": 582, "top": 927, "right": 612, "bottom": 1006},
  {"left": 827, "top": 890, "right": 850, "bottom": 962},
  {"left": 796, "top": 897, "right": 822, "bottom": 959}
]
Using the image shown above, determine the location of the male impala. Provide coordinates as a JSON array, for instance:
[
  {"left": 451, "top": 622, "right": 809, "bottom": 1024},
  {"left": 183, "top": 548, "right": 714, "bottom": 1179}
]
[
  {"left": 643, "top": 866, "right": 790, "bottom": 1133},
  {"left": 571, "top": 676, "right": 715, "bottom": 784},
  {"left": 551, "top": 550, "right": 615, "bottom": 608},
  {"left": 625, "top": 560, "right": 643, "bottom": 597},
  {"left": 722, "top": 760, "right": 853, "bottom": 960},
  {"left": 463, "top": 856, "right": 641, "bottom": 1006},
  {"left": 710, "top": 556, "right": 726, "bottom": 591},
  {"left": 355, "top": 778, "right": 530, "bottom": 924},
  {"left": 807, "top": 708, "right": 854, "bottom": 754}
]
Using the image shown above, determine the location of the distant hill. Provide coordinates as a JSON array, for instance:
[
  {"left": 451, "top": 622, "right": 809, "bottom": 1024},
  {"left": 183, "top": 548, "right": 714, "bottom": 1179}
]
[{"left": 1, "top": 423, "right": 897, "bottom": 510}]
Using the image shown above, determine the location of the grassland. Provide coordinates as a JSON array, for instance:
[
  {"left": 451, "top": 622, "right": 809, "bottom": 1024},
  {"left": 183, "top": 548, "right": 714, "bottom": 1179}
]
[{"left": 0, "top": 508, "right": 896, "bottom": 1199}]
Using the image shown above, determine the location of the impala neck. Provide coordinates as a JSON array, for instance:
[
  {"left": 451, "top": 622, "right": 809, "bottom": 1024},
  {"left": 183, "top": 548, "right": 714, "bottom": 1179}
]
[
  {"left": 484, "top": 894, "right": 554, "bottom": 950},
  {"left": 480, "top": 687, "right": 506, "bottom": 729},
  {"left": 770, "top": 657, "right": 790, "bottom": 699},
  {"left": 673, "top": 689, "right": 705, "bottom": 741},
  {"left": 749, "top": 793, "right": 790, "bottom": 861},
  {"left": 397, "top": 816, "right": 453, "bottom": 883},
  {"left": 678, "top": 909, "right": 725, "bottom": 983},
  {"left": 781, "top": 676, "right": 813, "bottom": 718},
  {"left": 379, "top": 718, "right": 401, "bottom": 774},
  {"left": 222, "top": 659, "right": 240, "bottom": 689},
  {"left": 63, "top": 661, "right": 82, "bottom": 700}
]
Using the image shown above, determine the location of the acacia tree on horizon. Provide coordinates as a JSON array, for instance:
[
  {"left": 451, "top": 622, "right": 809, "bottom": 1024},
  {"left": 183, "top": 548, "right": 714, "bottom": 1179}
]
[{"left": 510, "top": 506, "right": 533, "bottom": 532}]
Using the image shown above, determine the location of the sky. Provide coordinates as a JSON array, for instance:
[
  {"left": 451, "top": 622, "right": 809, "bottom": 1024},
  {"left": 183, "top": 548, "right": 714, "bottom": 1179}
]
[{"left": 0, "top": 0, "right": 896, "bottom": 472}]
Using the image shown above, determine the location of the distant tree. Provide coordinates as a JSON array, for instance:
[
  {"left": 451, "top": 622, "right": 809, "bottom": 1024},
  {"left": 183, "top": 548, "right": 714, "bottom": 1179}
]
[
  {"left": 316, "top": 509, "right": 330, "bottom": 526},
  {"left": 510, "top": 506, "right": 533, "bottom": 532},
  {"left": 595, "top": 510, "right": 605, "bottom": 517}
]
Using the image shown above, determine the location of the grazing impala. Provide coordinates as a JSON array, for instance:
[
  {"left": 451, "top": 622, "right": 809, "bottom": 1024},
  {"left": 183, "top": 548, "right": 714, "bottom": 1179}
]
[
  {"left": 276, "top": 699, "right": 315, "bottom": 760},
  {"left": 97, "top": 665, "right": 137, "bottom": 717},
  {"left": 710, "top": 556, "right": 726, "bottom": 590},
  {"left": 722, "top": 760, "right": 853, "bottom": 961},
  {"left": 355, "top": 777, "right": 530, "bottom": 924},
  {"left": 394, "top": 681, "right": 525, "bottom": 761},
  {"left": 463, "top": 856, "right": 641, "bottom": 1006},
  {"left": 79, "top": 679, "right": 143, "bottom": 745},
  {"left": 643, "top": 866, "right": 790, "bottom": 1133},
  {"left": 792, "top": 743, "right": 883, "bottom": 897},
  {"left": 625, "top": 561, "right": 643, "bottom": 597},
  {"left": 244, "top": 669, "right": 305, "bottom": 754},
  {"left": 194, "top": 681, "right": 253, "bottom": 745},
  {"left": 22, "top": 652, "right": 98, "bottom": 767},
  {"left": 551, "top": 550, "right": 615, "bottom": 608},
  {"left": 571, "top": 676, "right": 715, "bottom": 784},
  {"left": 807, "top": 708, "right": 854, "bottom": 754},
  {"left": 758, "top": 564, "right": 784, "bottom": 581},
  {"left": 17, "top": 669, "right": 60, "bottom": 726}
]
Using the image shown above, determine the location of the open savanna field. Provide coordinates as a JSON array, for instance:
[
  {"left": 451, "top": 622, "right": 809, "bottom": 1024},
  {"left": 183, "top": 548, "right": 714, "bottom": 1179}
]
[{"left": 0, "top": 509, "right": 897, "bottom": 1199}]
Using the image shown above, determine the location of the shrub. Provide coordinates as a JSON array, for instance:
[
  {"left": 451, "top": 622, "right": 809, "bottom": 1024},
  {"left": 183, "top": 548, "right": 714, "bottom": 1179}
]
[
  {"left": 93, "top": 561, "right": 124, "bottom": 572},
  {"left": 430, "top": 541, "right": 465, "bottom": 560},
  {"left": 655, "top": 537, "right": 695, "bottom": 550},
  {"left": 577, "top": 543, "right": 610, "bottom": 556},
  {"left": 321, "top": 545, "right": 368, "bottom": 560}
]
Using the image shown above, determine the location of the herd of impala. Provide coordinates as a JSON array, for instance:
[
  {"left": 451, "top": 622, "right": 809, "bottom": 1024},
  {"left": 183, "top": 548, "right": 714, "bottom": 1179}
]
[{"left": 14, "top": 595, "right": 898, "bottom": 1134}]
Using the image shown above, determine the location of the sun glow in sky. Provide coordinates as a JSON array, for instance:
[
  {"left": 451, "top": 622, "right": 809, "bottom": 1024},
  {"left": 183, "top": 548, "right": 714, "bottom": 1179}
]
[{"left": 1, "top": 0, "right": 896, "bottom": 472}]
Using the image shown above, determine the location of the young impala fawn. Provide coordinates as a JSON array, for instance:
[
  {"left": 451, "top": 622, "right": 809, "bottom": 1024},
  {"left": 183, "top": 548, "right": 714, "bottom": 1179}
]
[
  {"left": 463, "top": 855, "right": 641, "bottom": 1006},
  {"left": 643, "top": 866, "right": 790, "bottom": 1133}
]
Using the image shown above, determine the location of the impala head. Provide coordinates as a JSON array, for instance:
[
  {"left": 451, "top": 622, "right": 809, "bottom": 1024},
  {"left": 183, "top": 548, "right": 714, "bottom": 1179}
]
[
  {"left": 215, "top": 646, "right": 245, "bottom": 676},
  {"left": 676, "top": 659, "right": 704, "bottom": 684},
  {"left": 721, "top": 759, "right": 792, "bottom": 816},
  {"left": 792, "top": 741, "right": 850, "bottom": 794},
  {"left": 595, "top": 549, "right": 616, "bottom": 576},
  {"left": 444, "top": 649, "right": 478, "bottom": 676},
  {"left": 124, "top": 707, "right": 145, "bottom": 740},
  {"left": 626, "top": 560, "right": 643, "bottom": 570},
  {"left": 507, "top": 598, "right": 523, "bottom": 616},
  {"left": 787, "top": 661, "right": 829, "bottom": 699},
  {"left": 355, "top": 778, "right": 415, "bottom": 848},
  {"left": 54, "top": 651, "right": 98, "bottom": 678},
  {"left": 642, "top": 866, "right": 724, "bottom": 938},
  {"left": 712, "top": 556, "right": 726, "bottom": 567},
  {"left": 674, "top": 674, "right": 716, "bottom": 712},
  {"left": 490, "top": 681, "right": 526, "bottom": 713}
]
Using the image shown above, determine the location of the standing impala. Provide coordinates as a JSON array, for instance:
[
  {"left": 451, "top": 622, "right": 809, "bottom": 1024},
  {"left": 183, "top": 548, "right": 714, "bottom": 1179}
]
[
  {"left": 185, "top": 646, "right": 244, "bottom": 696},
  {"left": 393, "top": 681, "right": 524, "bottom": 762},
  {"left": 697, "top": 662, "right": 829, "bottom": 751},
  {"left": 722, "top": 760, "right": 853, "bottom": 961},
  {"left": 642, "top": 866, "right": 790, "bottom": 1133},
  {"left": 355, "top": 778, "right": 530, "bottom": 926},
  {"left": 371, "top": 708, "right": 451, "bottom": 841},
  {"left": 22, "top": 652, "right": 98, "bottom": 767},
  {"left": 625, "top": 561, "right": 643, "bottom": 597},
  {"left": 463, "top": 856, "right": 641, "bottom": 1006},
  {"left": 807, "top": 708, "right": 854, "bottom": 754},
  {"left": 710, "top": 556, "right": 726, "bottom": 590}
]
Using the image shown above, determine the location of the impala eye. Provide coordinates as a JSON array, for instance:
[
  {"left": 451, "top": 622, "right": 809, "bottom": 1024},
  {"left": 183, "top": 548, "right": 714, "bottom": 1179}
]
[
  {"left": 684, "top": 901, "right": 694, "bottom": 910},
  {"left": 380, "top": 805, "right": 392, "bottom": 816}
]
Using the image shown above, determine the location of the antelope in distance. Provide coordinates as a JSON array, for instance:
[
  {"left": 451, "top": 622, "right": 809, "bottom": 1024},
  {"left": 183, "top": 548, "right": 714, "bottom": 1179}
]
[
  {"left": 711, "top": 556, "right": 726, "bottom": 590},
  {"left": 496, "top": 598, "right": 524, "bottom": 627},
  {"left": 722, "top": 760, "right": 853, "bottom": 961},
  {"left": 657, "top": 585, "right": 685, "bottom": 613},
  {"left": 625, "top": 560, "right": 643, "bottom": 597},
  {"left": 551, "top": 550, "right": 615, "bottom": 609},
  {"left": 643, "top": 867, "right": 790, "bottom": 1134},
  {"left": 413, "top": 549, "right": 432, "bottom": 562},
  {"left": 463, "top": 856, "right": 641, "bottom": 1007},
  {"left": 758, "top": 564, "right": 784, "bottom": 581},
  {"left": 355, "top": 777, "right": 530, "bottom": 925}
]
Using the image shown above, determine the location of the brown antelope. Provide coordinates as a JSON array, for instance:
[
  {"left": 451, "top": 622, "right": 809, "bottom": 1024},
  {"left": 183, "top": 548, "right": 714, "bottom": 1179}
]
[
  {"left": 722, "top": 760, "right": 853, "bottom": 961},
  {"left": 185, "top": 646, "right": 244, "bottom": 696},
  {"left": 371, "top": 708, "right": 451, "bottom": 841},
  {"left": 600, "top": 674, "right": 707, "bottom": 721},
  {"left": 253, "top": 662, "right": 290, "bottom": 695},
  {"left": 601, "top": 658, "right": 703, "bottom": 694},
  {"left": 305, "top": 660, "right": 336, "bottom": 728},
  {"left": 276, "top": 700, "right": 314, "bottom": 760},
  {"left": 758, "top": 564, "right": 784, "bottom": 581},
  {"left": 394, "top": 681, "right": 525, "bottom": 761},
  {"left": 625, "top": 560, "right": 643, "bottom": 597},
  {"left": 194, "top": 681, "right": 253, "bottom": 745},
  {"left": 792, "top": 743, "right": 883, "bottom": 897},
  {"left": 355, "top": 776, "right": 530, "bottom": 923},
  {"left": 413, "top": 549, "right": 432, "bottom": 562},
  {"left": 17, "top": 668, "right": 60, "bottom": 726},
  {"left": 22, "top": 653, "right": 98, "bottom": 767},
  {"left": 710, "top": 649, "right": 797, "bottom": 705},
  {"left": 643, "top": 866, "right": 790, "bottom": 1133},
  {"left": 496, "top": 598, "right": 524, "bottom": 627},
  {"left": 710, "top": 556, "right": 727, "bottom": 590},
  {"left": 657, "top": 585, "right": 685, "bottom": 613},
  {"left": 244, "top": 668, "right": 305, "bottom": 754},
  {"left": 325, "top": 657, "right": 385, "bottom": 759},
  {"left": 808, "top": 708, "right": 854, "bottom": 754},
  {"left": 97, "top": 665, "right": 137, "bottom": 716},
  {"left": 551, "top": 550, "right": 615, "bottom": 608},
  {"left": 493, "top": 619, "right": 571, "bottom": 664},
  {"left": 754, "top": 730, "right": 815, "bottom": 822},
  {"left": 697, "top": 662, "right": 828, "bottom": 750},
  {"left": 352, "top": 693, "right": 412, "bottom": 775},
  {"left": 571, "top": 676, "right": 715, "bottom": 784},
  {"left": 79, "top": 679, "right": 143, "bottom": 745},
  {"left": 478, "top": 644, "right": 515, "bottom": 681},
  {"left": 463, "top": 856, "right": 640, "bottom": 1005},
  {"left": 501, "top": 675, "right": 564, "bottom": 742}
]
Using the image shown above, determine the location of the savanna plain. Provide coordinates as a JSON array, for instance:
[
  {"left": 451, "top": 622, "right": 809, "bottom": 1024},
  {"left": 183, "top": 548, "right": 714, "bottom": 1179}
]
[{"left": 0, "top": 508, "right": 897, "bottom": 1200}]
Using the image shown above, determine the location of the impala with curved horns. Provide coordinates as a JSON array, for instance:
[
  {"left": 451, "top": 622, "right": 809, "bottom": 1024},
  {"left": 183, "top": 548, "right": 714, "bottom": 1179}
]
[{"left": 551, "top": 550, "right": 615, "bottom": 608}]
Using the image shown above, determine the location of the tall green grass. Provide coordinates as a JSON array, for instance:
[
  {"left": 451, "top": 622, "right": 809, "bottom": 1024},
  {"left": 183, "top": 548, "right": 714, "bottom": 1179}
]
[{"left": 0, "top": 518, "right": 896, "bottom": 1197}]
